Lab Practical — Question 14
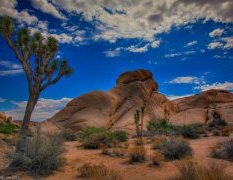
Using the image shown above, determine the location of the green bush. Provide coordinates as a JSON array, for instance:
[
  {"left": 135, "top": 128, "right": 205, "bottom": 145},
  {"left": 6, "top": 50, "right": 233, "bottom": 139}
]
[
  {"left": 83, "top": 132, "right": 112, "bottom": 149},
  {"left": 147, "top": 119, "right": 175, "bottom": 135},
  {"left": 78, "top": 127, "right": 128, "bottom": 149},
  {"left": 157, "top": 138, "right": 192, "bottom": 160},
  {"left": 77, "top": 127, "right": 109, "bottom": 141},
  {"left": 212, "top": 139, "right": 233, "bottom": 162},
  {"left": 178, "top": 124, "right": 203, "bottom": 139},
  {"left": 0, "top": 122, "right": 19, "bottom": 134},
  {"left": 11, "top": 131, "right": 65, "bottom": 176},
  {"left": 112, "top": 130, "right": 128, "bottom": 142}
]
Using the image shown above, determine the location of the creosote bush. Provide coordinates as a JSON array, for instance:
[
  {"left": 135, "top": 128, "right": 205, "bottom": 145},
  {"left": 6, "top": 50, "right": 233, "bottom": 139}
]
[
  {"left": 78, "top": 127, "right": 128, "bottom": 149},
  {"left": 78, "top": 163, "right": 122, "bottom": 180},
  {"left": 61, "top": 129, "right": 77, "bottom": 141},
  {"left": 151, "top": 136, "right": 167, "bottom": 150},
  {"left": 178, "top": 124, "right": 203, "bottom": 139},
  {"left": 212, "top": 139, "right": 233, "bottom": 162},
  {"left": 11, "top": 130, "right": 65, "bottom": 176},
  {"left": 147, "top": 119, "right": 175, "bottom": 135},
  {"left": 176, "top": 160, "right": 229, "bottom": 180},
  {"left": 156, "top": 138, "right": 192, "bottom": 160},
  {"left": 0, "top": 122, "right": 19, "bottom": 134}
]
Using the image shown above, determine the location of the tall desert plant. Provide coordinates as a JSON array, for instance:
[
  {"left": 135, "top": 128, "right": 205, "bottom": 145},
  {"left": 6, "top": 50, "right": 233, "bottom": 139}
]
[
  {"left": 140, "top": 106, "right": 145, "bottom": 137},
  {"left": 0, "top": 17, "right": 73, "bottom": 150},
  {"left": 134, "top": 110, "right": 140, "bottom": 137}
]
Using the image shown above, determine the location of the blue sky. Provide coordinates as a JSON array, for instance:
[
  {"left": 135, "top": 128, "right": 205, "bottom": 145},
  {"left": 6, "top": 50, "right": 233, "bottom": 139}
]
[{"left": 0, "top": 0, "right": 233, "bottom": 121}]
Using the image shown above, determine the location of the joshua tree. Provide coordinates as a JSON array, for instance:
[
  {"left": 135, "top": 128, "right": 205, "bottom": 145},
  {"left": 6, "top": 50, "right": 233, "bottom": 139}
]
[
  {"left": 140, "top": 106, "right": 145, "bottom": 137},
  {"left": 0, "top": 17, "right": 72, "bottom": 144},
  {"left": 134, "top": 110, "right": 140, "bottom": 137}
]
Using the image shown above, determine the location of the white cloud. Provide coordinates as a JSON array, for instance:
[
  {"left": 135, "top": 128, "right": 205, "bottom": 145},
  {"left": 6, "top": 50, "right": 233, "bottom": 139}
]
[
  {"left": 222, "top": 37, "right": 233, "bottom": 49},
  {"left": 104, "top": 48, "right": 121, "bottom": 57},
  {"left": 0, "top": 60, "right": 23, "bottom": 76},
  {"left": 168, "top": 76, "right": 200, "bottom": 84},
  {"left": 0, "top": 98, "right": 6, "bottom": 103},
  {"left": 167, "top": 94, "right": 192, "bottom": 100},
  {"left": 6, "top": 97, "right": 72, "bottom": 121},
  {"left": 31, "top": 0, "right": 66, "bottom": 20},
  {"left": 164, "top": 51, "right": 195, "bottom": 58},
  {"left": 208, "top": 42, "right": 224, "bottom": 49},
  {"left": 0, "top": 60, "right": 21, "bottom": 69},
  {"left": 51, "top": 0, "right": 233, "bottom": 43},
  {"left": 185, "top": 41, "right": 198, "bottom": 47},
  {"left": 195, "top": 82, "right": 233, "bottom": 91},
  {"left": 0, "top": 69, "right": 23, "bottom": 76},
  {"left": 209, "top": 28, "right": 224, "bottom": 38},
  {"left": 0, "top": 0, "right": 38, "bottom": 24}
]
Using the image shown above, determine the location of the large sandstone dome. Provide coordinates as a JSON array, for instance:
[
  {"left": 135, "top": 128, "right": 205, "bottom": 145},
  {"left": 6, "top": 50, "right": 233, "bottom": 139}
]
[
  {"left": 44, "top": 69, "right": 233, "bottom": 133},
  {"left": 47, "top": 69, "right": 177, "bottom": 133}
]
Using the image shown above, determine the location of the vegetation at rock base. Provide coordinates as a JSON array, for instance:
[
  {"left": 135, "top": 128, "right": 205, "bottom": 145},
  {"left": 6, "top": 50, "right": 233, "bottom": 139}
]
[{"left": 0, "top": 122, "right": 19, "bottom": 134}]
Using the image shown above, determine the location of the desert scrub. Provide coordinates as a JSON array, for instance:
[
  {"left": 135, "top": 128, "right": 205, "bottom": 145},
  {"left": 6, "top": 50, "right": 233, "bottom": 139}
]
[
  {"left": 112, "top": 130, "right": 128, "bottom": 142},
  {"left": 83, "top": 132, "right": 112, "bottom": 149},
  {"left": 156, "top": 138, "right": 192, "bottom": 160},
  {"left": 11, "top": 131, "right": 65, "bottom": 176},
  {"left": 151, "top": 151, "right": 165, "bottom": 166},
  {"left": 78, "top": 163, "right": 122, "bottom": 180},
  {"left": 61, "top": 129, "right": 77, "bottom": 141},
  {"left": 129, "top": 145, "right": 146, "bottom": 163},
  {"left": 134, "top": 138, "right": 145, "bottom": 146},
  {"left": 77, "top": 127, "right": 109, "bottom": 141},
  {"left": 176, "top": 159, "right": 229, "bottom": 180},
  {"left": 221, "top": 126, "right": 233, "bottom": 136},
  {"left": 212, "top": 139, "right": 233, "bottom": 162},
  {"left": 0, "top": 122, "right": 19, "bottom": 134},
  {"left": 177, "top": 124, "right": 203, "bottom": 139},
  {"left": 147, "top": 119, "right": 175, "bottom": 135},
  {"left": 151, "top": 136, "right": 167, "bottom": 149}
]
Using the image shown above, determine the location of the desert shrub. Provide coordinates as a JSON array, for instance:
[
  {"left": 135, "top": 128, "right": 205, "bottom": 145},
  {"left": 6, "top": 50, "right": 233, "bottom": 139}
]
[
  {"left": 147, "top": 119, "right": 175, "bottom": 135},
  {"left": 77, "top": 127, "right": 109, "bottom": 141},
  {"left": 212, "top": 139, "right": 233, "bottom": 162},
  {"left": 176, "top": 160, "right": 229, "bottom": 180},
  {"left": 221, "top": 126, "right": 233, "bottom": 136},
  {"left": 151, "top": 136, "right": 167, "bottom": 149},
  {"left": 11, "top": 131, "right": 65, "bottom": 176},
  {"left": 156, "top": 138, "right": 192, "bottom": 160},
  {"left": 61, "top": 130, "right": 77, "bottom": 141},
  {"left": 178, "top": 124, "right": 203, "bottom": 139},
  {"left": 0, "top": 122, "right": 19, "bottom": 134},
  {"left": 129, "top": 145, "right": 146, "bottom": 163},
  {"left": 112, "top": 130, "right": 128, "bottom": 142},
  {"left": 151, "top": 151, "right": 164, "bottom": 166},
  {"left": 78, "top": 163, "right": 122, "bottom": 180},
  {"left": 134, "top": 138, "right": 145, "bottom": 146},
  {"left": 212, "top": 130, "right": 221, "bottom": 136},
  {"left": 83, "top": 132, "right": 112, "bottom": 149}
]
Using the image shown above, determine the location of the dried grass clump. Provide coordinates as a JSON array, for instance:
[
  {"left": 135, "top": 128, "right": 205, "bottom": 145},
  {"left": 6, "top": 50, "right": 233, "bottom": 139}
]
[
  {"left": 78, "top": 163, "right": 122, "bottom": 180},
  {"left": 212, "top": 139, "right": 233, "bottom": 162},
  {"left": 129, "top": 145, "right": 146, "bottom": 163},
  {"left": 176, "top": 159, "right": 229, "bottom": 180},
  {"left": 151, "top": 136, "right": 167, "bottom": 149},
  {"left": 151, "top": 151, "right": 165, "bottom": 166},
  {"left": 134, "top": 138, "right": 145, "bottom": 146}
]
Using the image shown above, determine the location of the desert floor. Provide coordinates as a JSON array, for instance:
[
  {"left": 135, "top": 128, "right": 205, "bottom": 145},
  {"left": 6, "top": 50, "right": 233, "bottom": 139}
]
[{"left": 1, "top": 136, "right": 233, "bottom": 180}]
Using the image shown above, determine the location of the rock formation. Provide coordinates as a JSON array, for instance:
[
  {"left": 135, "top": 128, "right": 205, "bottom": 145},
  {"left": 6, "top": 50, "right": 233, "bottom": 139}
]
[
  {"left": 170, "top": 89, "right": 233, "bottom": 125},
  {"left": 45, "top": 69, "right": 233, "bottom": 133},
  {"left": 47, "top": 69, "right": 177, "bottom": 133}
]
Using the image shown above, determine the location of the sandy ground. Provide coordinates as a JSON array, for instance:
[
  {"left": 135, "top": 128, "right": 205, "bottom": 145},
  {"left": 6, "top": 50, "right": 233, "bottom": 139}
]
[{"left": 0, "top": 136, "right": 233, "bottom": 180}]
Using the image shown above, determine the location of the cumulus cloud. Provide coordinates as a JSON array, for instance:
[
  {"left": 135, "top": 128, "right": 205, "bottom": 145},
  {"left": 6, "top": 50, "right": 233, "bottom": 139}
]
[
  {"left": 185, "top": 41, "right": 198, "bottom": 47},
  {"left": 208, "top": 42, "right": 224, "bottom": 49},
  {"left": 168, "top": 76, "right": 200, "bottom": 84},
  {"left": 31, "top": 0, "right": 66, "bottom": 20},
  {"left": 50, "top": 0, "right": 233, "bottom": 43},
  {"left": 6, "top": 97, "right": 72, "bottom": 121},
  {"left": 195, "top": 82, "right": 233, "bottom": 91},
  {"left": 0, "top": 0, "right": 38, "bottom": 24},
  {"left": 209, "top": 28, "right": 224, "bottom": 38},
  {"left": 222, "top": 37, "right": 233, "bottom": 49},
  {"left": 104, "top": 48, "right": 121, "bottom": 57}
]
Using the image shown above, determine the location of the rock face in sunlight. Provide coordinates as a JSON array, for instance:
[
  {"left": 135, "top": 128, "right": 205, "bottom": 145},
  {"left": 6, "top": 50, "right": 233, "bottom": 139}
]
[
  {"left": 45, "top": 70, "right": 233, "bottom": 133},
  {"left": 47, "top": 69, "right": 177, "bottom": 133},
  {"left": 170, "top": 89, "right": 233, "bottom": 125}
]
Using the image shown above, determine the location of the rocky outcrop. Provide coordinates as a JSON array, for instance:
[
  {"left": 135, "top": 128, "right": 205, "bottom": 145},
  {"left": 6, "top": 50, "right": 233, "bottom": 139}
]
[
  {"left": 47, "top": 69, "right": 177, "bottom": 133},
  {"left": 170, "top": 89, "right": 233, "bottom": 125}
]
